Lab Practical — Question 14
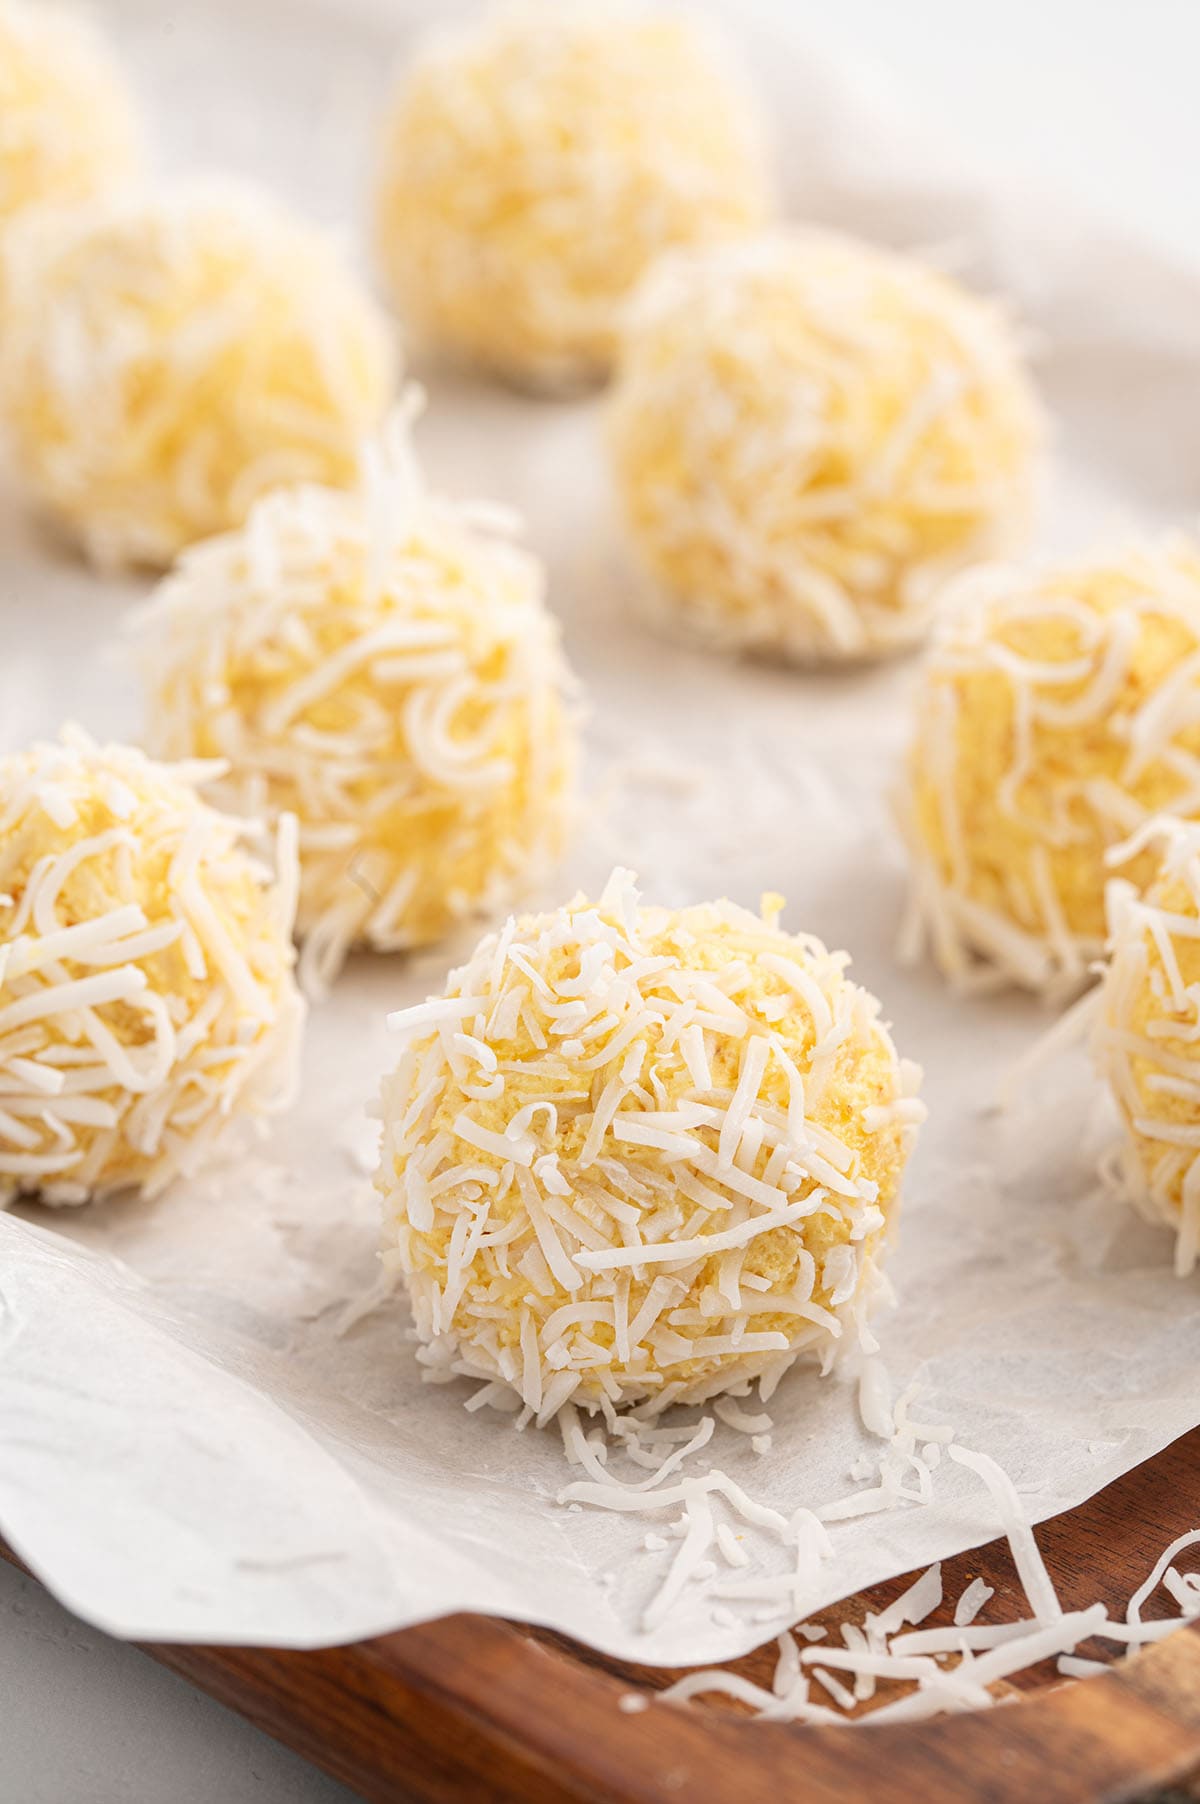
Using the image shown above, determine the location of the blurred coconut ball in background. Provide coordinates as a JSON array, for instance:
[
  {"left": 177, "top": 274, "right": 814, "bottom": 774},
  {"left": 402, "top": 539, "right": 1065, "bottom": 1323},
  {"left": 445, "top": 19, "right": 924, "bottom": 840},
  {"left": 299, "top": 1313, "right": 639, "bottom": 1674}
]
[
  {"left": 1093, "top": 818, "right": 1200, "bottom": 1278},
  {"left": 0, "top": 0, "right": 144, "bottom": 229},
  {"left": 901, "top": 538, "right": 1200, "bottom": 998},
  {"left": 134, "top": 401, "right": 579, "bottom": 992},
  {"left": 0, "top": 180, "right": 398, "bottom": 567},
  {"left": 608, "top": 229, "right": 1044, "bottom": 664},
  {"left": 373, "top": 0, "right": 773, "bottom": 391}
]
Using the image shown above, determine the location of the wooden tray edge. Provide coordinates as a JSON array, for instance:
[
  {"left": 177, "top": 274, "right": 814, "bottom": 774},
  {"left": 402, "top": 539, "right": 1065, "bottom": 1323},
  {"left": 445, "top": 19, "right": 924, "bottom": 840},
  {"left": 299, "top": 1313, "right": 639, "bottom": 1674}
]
[
  {"left": 4, "top": 1523, "right": 1195, "bottom": 1804},
  {"left": 143, "top": 1613, "right": 1200, "bottom": 1804}
]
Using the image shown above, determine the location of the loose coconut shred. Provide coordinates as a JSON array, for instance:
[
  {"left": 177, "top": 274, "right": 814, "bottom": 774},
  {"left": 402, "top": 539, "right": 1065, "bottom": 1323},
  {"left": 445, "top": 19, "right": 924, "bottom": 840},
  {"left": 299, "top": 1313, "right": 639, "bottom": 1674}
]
[{"left": 655, "top": 1469, "right": 1200, "bottom": 1728}]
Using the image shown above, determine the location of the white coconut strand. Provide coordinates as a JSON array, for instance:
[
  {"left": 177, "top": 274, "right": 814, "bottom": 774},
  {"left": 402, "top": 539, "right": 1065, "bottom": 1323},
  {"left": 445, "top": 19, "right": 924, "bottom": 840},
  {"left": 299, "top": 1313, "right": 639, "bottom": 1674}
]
[
  {"left": 948, "top": 1445, "right": 1062, "bottom": 1623},
  {"left": 1122, "top": 1529, "right": 1200, "bottom": 1653},
  {"left": 953, "top": 1575, "right": 995, "bottom": 1626}
]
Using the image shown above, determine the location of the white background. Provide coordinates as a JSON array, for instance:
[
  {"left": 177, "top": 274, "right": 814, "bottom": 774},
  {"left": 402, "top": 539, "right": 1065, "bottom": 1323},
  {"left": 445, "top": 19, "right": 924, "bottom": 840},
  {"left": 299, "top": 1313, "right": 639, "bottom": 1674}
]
[{"left": 2, "top": 1, "right": 1198, "bottom": 1800}]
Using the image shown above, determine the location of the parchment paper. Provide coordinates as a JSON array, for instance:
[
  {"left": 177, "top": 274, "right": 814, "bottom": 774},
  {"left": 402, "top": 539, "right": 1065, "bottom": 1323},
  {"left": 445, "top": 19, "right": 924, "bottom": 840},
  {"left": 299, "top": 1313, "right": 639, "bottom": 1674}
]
[{"left": 1, "top": 0, "right": 1198, "bottom": 1666}]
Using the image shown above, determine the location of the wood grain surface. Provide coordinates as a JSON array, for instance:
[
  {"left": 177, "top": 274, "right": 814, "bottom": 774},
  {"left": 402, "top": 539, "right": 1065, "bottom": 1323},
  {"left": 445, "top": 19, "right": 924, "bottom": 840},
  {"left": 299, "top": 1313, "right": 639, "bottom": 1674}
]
[{"left": 6, "top": 1428, "right": 1200, "bottom": 1803}]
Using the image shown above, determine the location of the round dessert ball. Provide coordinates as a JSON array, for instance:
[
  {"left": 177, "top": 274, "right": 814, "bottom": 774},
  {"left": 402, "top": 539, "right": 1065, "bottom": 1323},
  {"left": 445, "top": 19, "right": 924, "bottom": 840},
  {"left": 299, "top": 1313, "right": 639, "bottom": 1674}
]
[
  {"left": 902, "top": 539, "right": 1200, "bottom": 998},
  {"left": 608, "top": 230, "right": 1044, "bottom": 663},
  {"left": 135, "top": 406, "right": 578, "bottom": 992},
  {"left": 377, "top": 871, "right": 924, "bottom": 1420},
  {"left": 1093, "top": 819, "right": 1200, "bottom": 1276},
  {"left": 374, "top": 0, "right": 771, "bottom": 389},
  {"left": 0, "top": 0, "right": 143, "bottom": 227},
  {"left": 0, "top": 180, "right": 397, "bottom": 567},
  {"left": 0, "top": 727, "right": 303, "bottom": 1206}
]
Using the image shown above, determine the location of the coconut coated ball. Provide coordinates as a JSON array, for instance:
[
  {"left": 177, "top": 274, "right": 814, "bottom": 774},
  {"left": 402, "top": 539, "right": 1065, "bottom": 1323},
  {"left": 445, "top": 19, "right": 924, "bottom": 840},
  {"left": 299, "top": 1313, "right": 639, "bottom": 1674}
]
[
  {"left": 1094, "top": 820, "right": 1200, "bottom": 1277},
  {"left": 608, "top": 230, "right": 1043, "bottom": 663},
  {"left": 374, "top": 0, "right": 771, "bottom": 389},
  {"left": 0, "top": 728, "right": 303, "bottom": 1206},
  {"left": 377, "top": 871, "right": 923, "bottom": 1421},
  {"left": 0, "top": 181, "right": 397, "bottom": 566},
  {"left": 0, "top": 0, "right": 143, "bottom": 227},
  {"left": 135, "top": 406, "right": 578, "bottom": 991},
  {"left": 902, "top": 539, "right": 1200, "bottom": 997}
]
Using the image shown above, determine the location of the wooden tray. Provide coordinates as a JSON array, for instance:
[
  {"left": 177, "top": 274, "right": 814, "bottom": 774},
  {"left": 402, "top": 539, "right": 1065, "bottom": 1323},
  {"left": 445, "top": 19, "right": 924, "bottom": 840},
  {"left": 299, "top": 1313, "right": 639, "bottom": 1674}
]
[{"left": 7, "top": 1429, "right": 1200, "bottom": 1803}]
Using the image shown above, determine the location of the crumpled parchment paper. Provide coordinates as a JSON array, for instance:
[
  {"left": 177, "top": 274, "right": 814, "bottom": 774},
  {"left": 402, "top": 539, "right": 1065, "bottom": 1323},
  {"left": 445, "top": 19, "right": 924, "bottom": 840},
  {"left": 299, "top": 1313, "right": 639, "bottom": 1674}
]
[{"left": 1, "top": 0, "right": 1197, "bottom": 1667}]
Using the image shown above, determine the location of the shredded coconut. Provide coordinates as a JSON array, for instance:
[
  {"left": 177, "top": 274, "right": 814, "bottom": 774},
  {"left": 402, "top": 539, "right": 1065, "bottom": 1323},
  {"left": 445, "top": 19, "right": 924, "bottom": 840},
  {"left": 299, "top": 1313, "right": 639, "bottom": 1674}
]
[
  {"left": 609, "top": 228, "right": 1042, "bottom": 663},
  {"left": 651, "top": 1435, "right": 1200, "bottom": 1725}
]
